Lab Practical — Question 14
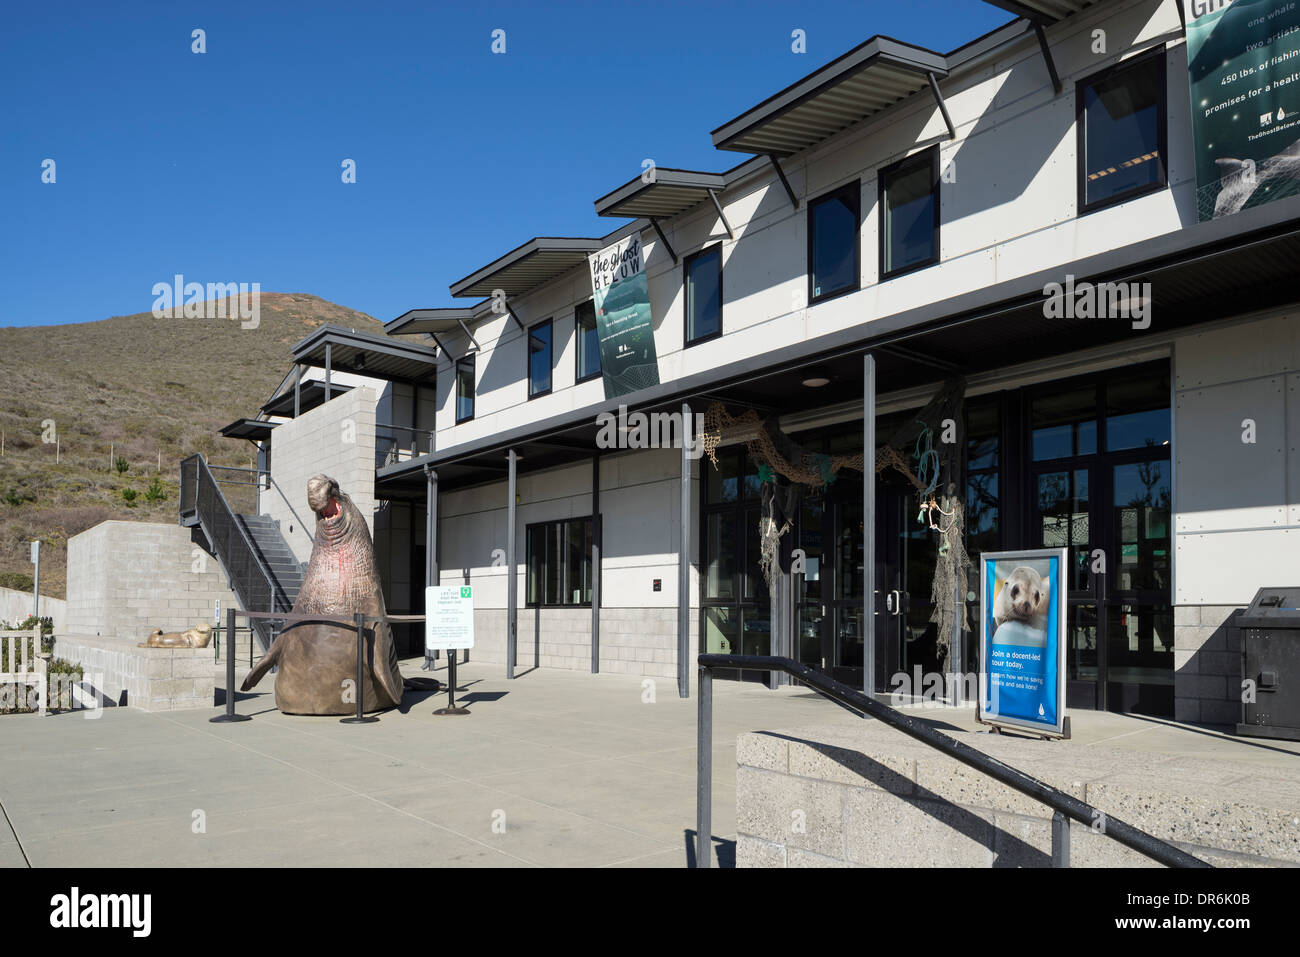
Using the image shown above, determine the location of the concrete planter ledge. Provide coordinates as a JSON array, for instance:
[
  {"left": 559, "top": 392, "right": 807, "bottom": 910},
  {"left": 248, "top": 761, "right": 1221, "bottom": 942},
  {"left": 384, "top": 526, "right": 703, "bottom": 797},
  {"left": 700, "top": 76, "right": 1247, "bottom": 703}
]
[
  {"left": 735, "top": 722, "right": 1300, "bottom": 868},
  {"left": 53, "top": 634, "right": 216, "bottom": 712}
]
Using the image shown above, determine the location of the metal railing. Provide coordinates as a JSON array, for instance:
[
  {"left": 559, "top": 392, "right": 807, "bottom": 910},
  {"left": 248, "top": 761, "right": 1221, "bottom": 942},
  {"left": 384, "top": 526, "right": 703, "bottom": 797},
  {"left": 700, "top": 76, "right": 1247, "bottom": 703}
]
[
  {"left": 206, "top": 464, "right": 315, "bottom": 546},
  {"left": 179, "top": 454, "right": 292, "bottom": 652},
  {"left": 375, "top": 423, "right": 434, "bottom": 468},
  {"left": 695, "top": 654, "right": 1210, "bottom": 869}
]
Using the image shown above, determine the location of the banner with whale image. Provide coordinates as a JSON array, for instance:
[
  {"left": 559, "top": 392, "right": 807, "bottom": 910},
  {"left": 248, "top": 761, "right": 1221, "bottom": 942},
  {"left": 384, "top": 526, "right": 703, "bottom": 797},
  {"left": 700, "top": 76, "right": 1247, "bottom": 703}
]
[
  {"left": 1184, "top": 0, "right": 1300, "bottom": 220},
  {"left": 978, "top": 548, "right": 1067, "bottom": 736},
  {"left": 588, "top": 234, "right": 660, "bottom": 399}
]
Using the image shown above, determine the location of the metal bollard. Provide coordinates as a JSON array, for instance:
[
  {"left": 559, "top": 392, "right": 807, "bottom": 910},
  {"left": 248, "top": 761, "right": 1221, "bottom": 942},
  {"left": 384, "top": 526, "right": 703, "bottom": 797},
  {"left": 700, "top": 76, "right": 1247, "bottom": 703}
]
[
  {"left": 433, "top": 649, "right": 470, "bottom": 715},
  {"left": 341, "top": 612, "right": 378, "bottom": 724},
  {"left": 1051, "top": 811, "right": 1071, "bottom": 867},
  {"left": 696, "top": 665, "right": 712, "bottom": 868},
  {"left": 211, "top": 607, "right": 251, "bottom": 723}
]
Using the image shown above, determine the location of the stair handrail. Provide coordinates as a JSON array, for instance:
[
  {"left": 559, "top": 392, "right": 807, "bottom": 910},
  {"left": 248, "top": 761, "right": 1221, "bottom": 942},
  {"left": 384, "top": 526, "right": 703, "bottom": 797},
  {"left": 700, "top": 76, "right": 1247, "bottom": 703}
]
[
  {"left": 206, "top": 463, "right": 314, "bottom": 546},
  {"left": 695, "top": 653, "right": 1210, "bottom": 869},
  {"left": 179, "top": 453, "right": 291, "bottom": 650}
]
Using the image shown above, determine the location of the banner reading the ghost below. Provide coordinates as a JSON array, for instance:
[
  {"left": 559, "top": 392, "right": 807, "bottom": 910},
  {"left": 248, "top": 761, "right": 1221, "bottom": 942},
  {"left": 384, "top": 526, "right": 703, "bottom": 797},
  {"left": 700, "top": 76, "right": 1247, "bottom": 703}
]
[
  {"left": 588, "top": 233, "right": 660, "bottom": 399},
  {"left": 1184, "top": 0, "right": 1300, "bottom": 221}
]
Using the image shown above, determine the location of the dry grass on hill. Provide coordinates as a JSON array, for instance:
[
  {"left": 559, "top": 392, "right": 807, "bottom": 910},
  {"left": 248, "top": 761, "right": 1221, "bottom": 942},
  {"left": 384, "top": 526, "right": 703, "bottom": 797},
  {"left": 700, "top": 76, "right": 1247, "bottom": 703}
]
[{"left": 0, "top": 294, "right": 385, "bottom": 600}]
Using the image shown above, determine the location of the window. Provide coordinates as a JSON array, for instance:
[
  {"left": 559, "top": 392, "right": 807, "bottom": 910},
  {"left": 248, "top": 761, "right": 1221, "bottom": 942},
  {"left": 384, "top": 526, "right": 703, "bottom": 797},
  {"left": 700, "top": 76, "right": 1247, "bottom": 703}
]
[
  {"left": 807, "top": 181, "right": 860, "bottom": 303},
  {"left": 526, "top": 517, "right": 594, "bottom": 606},
  {"left": 1077, "top": 48, "right": 1167, "bottom": 213},
  {"left": 684, "top": 244, "right": 722, "bottom": 344},
  {"left": 455, "top": 354, "right": 475, "bottom": 423},
  {"left": 575, "top": 300, "right": 600, "bottom": 382},
  {"left": 879, "top": 148, "right": 939, "bottom": 278},
  {"left": 527, "top": 319, "right": 552, "bottom": 399}
]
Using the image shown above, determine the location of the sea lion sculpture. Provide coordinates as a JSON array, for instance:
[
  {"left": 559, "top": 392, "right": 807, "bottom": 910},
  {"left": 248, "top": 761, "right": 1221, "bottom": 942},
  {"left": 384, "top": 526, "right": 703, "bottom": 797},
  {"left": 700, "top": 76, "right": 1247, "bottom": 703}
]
[
  {"left": 139, "top": 623, "right": 213, "bottom": 648},
  {"left": 240, "top": 474, "right": 403, "bottom": 715}
]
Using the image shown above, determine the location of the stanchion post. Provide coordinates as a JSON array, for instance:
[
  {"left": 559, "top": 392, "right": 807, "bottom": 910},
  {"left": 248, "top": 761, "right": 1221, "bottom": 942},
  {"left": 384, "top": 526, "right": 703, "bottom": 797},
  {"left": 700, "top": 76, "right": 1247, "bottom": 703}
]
[
  {"left": 696, "top": 664, "right": 712, "bottom": 868},
  {"left": 433, "top": 648, "right": 470, "bottom": 715},
  {"left": 211, "top": 607, "right": 250, "bottom": 723},
  {"left": 341, "top": 612, "right": 378, "bottom": 724}
]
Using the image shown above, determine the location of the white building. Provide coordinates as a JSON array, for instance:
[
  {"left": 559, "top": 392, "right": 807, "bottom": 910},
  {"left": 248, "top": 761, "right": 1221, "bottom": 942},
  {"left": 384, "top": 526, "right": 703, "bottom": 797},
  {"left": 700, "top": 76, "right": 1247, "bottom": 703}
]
[{"left": 206, "top": 0, "right": 1300, "bottom": 726}]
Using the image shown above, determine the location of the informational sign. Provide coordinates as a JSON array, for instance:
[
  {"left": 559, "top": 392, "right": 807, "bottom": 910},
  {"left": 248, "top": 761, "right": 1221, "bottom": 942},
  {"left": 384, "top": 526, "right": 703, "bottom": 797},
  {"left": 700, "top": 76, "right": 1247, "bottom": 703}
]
[
  {"left": 587, "top": 234, "right": 660, "bottom": 399},
  {"left": 978, "top": 548, "right": 1067, "bottom": 736},
  {"left": 425, "top": 585, "right": 475, "bottom": 651},
  {"left": 1184, "top": 0, "right": 1300, "bottom": 220}
]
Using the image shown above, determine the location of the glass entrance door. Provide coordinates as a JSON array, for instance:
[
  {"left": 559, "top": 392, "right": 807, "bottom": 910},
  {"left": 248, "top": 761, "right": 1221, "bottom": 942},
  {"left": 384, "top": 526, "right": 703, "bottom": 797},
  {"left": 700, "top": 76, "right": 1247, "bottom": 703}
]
[{"left": 1028, "top": 367, "right": 1173, "bottom": 715}]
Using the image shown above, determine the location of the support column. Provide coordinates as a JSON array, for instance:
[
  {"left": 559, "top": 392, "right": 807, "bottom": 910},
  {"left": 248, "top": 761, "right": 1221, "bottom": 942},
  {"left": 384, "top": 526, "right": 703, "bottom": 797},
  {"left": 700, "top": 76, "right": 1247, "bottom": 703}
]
[
  {"left": 324, "top": 344, "right": 332, "bottom": 401},
  {"left": 425, "top": 466, "right": 438, "bottom": 587},
  {"left": 507, "top": 449, "right": 518, "bottom": 679},
  {"left": 678, "top": 403, "right": 692, "bottom": 699},
  {"left": 863, "top": 354, "right": 876, "bottom": 696},
  {"left": 293, "top": 364, "right": 301, "bottom": 418},
  {"left": 591, "top": 454, "right": 601, "bottom": 674}
]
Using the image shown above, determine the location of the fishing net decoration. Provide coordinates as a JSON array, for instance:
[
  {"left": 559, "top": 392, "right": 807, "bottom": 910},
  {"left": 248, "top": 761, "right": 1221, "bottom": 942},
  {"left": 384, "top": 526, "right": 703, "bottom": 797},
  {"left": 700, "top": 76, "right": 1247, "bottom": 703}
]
[{"left": 701, "top": 377, "right": 971, "bottom": 656}]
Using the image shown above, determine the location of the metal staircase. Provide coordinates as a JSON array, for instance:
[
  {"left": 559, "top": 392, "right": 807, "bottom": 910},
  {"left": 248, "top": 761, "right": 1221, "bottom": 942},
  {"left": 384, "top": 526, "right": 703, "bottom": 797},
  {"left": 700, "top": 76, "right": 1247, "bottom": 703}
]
[{"left": 179, "top": 454, "right": 303, "bottom": 653}]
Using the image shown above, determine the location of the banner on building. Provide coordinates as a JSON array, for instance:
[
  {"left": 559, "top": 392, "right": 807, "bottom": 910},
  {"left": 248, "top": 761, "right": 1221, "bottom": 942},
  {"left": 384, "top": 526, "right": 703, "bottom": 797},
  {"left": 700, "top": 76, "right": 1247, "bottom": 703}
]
[
  {"left": 588, "top": 234, "right": 660, "bottom": 399},
  {"left": 978, "top": 548, "right": 1067, "bottom": 736},
  {"left": 1184, "top": 0, "right": 1300, "bottom": 220},
  {"left": 425, "top": 585, "right": 474, "bottom": 651}
]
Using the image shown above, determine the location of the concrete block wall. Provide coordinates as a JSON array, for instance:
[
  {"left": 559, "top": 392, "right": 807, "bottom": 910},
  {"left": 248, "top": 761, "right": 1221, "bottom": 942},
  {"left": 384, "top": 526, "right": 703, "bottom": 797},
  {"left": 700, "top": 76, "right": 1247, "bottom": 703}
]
[
  {"left": 0, "top": 587, "right": 65, "bottom": 631},
  {"left": 466, "top": 607, "right": 698, "bottom": 680},
  {"left": 65, "top": 521, "right": 236, "bottom": 640},
  {"left": 52, "top": 634, "right": 215, "bottom": 712},
  {"left": 266, "top": 385, "right": 378, "bottom": 564},
  {"left": 1174, "top": 605, "right": 1243, "bottom": 727},
  {"left": 735, "top": 722, "right": 1300, "bottom": 867}
]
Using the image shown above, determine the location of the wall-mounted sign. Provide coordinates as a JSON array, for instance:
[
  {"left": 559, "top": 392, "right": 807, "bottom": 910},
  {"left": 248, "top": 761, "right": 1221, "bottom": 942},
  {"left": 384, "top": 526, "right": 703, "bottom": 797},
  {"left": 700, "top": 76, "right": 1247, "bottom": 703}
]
[
  {"left": 978, "top": 548, "right": 1067, "bottom": 737},
  {"left": 653, "top": 578, "right": 662, "bottom": 592},
  {"left": 425, "top": 585, "right": 474, "bottom": 651},
  {"left": 588, "top": 234, "right": 660, "bottom": 399},
  {"left": 1184, "top": 0, "right": 1300, "bottom": 220}
]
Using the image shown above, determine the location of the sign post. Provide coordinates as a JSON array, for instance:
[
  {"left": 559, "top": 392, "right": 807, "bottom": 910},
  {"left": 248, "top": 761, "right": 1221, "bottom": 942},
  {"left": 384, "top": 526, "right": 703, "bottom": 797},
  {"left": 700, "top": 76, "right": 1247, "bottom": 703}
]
[
  {"left": 30, "top": 540, "right": 40, "bottom": 622},
  {"left": 426, "top": 585, "right": 475, "bottom": 715},
  {"left": 977, "top": 548, "right": 1069, "bottom": 739}
]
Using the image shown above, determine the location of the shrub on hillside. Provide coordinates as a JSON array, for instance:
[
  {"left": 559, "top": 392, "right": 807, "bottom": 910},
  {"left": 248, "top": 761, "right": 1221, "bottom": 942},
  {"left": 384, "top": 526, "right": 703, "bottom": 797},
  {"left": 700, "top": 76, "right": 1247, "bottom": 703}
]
[{"left": 121, "top": 488, "right": 137, "bottom": 507}]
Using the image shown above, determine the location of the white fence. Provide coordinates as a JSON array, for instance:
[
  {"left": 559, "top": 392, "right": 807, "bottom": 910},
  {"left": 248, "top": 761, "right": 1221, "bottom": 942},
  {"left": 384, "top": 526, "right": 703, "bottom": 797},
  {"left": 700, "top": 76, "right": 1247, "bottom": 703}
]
[{"left": 0, "top": 628, "right": 47, "bottom": 716}]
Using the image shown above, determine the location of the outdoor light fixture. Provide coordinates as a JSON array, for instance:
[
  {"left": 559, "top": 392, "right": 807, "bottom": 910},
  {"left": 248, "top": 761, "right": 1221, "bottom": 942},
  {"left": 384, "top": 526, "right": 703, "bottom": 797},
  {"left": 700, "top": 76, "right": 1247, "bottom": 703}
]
[{"left": 802, "top": 375, "right": 830, "bottom": 388}]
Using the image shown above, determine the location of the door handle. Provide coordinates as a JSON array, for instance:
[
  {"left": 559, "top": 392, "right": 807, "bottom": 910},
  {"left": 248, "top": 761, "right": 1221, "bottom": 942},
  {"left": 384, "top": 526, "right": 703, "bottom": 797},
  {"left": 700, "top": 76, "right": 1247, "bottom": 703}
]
[{"left": 886, "top": 590, "right": 902, "bottom": 615}]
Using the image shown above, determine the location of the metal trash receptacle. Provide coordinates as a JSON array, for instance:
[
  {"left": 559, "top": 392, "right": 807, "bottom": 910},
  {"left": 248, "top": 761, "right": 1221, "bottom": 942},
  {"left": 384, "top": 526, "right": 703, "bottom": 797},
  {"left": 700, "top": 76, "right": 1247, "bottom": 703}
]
[{"left": 1237, "top": 586, "right": 1300, "bottom": 741}]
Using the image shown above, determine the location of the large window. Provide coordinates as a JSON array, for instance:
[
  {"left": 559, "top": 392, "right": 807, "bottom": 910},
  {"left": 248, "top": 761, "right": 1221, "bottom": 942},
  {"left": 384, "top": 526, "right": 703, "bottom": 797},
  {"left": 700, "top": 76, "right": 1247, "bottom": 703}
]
[
  {"left": 684, "top": 244, "right": 722, "bottom": 345},
  {"left": 455, "top": 354, "right": 475, "bottom": 423},
  {"left": 807, "top": 181, "right": 860, "bottom": 304},
  {"left": 879, "top": 148, "right": 939, "bottom": 278},
  {"left": 528, "top": 319, "right": 552, "bottom": 399},
  {"left": 575, "top": 300, "right": 600, "bottom": 382},
  {"left": 1077, "top": 48, "right": 1167, "bottom": 213},
  {"left": 526, "top": 517, "right": 593, "bottom": 606}
]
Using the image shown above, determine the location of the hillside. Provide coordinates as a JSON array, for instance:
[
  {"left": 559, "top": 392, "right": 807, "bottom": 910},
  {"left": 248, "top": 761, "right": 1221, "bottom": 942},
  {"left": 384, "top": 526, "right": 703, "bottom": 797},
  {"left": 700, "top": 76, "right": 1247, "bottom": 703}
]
[{"left": 0, "top": 294, "right": 386, "bottom": 603}]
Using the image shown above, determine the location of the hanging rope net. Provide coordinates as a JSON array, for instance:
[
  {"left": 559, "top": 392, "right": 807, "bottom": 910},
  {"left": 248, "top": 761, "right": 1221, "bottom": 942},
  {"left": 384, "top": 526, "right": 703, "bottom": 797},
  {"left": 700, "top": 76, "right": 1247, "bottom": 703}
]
[{"left": 700, "top": 376, "right": 971, "bottom": 657}]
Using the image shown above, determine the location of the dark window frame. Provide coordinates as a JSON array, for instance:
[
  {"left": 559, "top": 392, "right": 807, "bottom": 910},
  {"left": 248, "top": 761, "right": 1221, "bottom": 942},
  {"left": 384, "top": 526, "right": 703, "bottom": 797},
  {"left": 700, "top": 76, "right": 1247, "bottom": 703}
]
[
  {"left": 574, "top": 300, "right": 601, "bottom": 384},
  {"left": 806, "top": 180, "right": 861, "bottom": 306},
  {"left": 878, "top": 146, "right": 941, "bottom": 281},
  {"left": 454, "top": 353, "right": 475, "bottom": 424},
  {"left": 527, "top": 317, "right": 553, "bottom": 400},
  {"left": 1075, "top": 45, "right": 1169, "bottom": 217},
  {"left": 524, "top": 515, "right": 595, "bottom": 608},
  {"left": 683, "top": 243, "right": 724, "bottom": 347}
]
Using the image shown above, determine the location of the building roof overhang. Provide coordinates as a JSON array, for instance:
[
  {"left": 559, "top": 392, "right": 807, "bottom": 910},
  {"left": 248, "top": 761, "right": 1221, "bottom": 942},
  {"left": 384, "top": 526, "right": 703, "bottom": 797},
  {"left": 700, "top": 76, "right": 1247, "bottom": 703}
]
[
  {"left": 449, "top": 237, "right": 605, "bottom": 300},
  {"left": 219, "top": 418, "right": 276, "bottom": 441},
  {"left": 711, "top": 35, "right": 950, "bottom": 157},
  {"left": 594, "top": 169, "right": 729, "bottom": 220},
  {"left": 291, "top": 324, "right": 439, "bottom": 385},
  {"left": 260, "top": 380, "right": 354, "bottom": 417},
  {"left": 981, "top": 0, "right": 1097, "bottom": 24}
]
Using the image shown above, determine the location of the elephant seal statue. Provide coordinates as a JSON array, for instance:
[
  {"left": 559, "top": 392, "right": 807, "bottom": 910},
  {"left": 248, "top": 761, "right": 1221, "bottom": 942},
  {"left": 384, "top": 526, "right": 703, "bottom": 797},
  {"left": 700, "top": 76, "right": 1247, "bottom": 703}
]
[
  {"left": 139, "top": 623, "right": 213, "bottom": 648},
  {"left": 240, "top": 474, "right": 403, "bottom": 715}
]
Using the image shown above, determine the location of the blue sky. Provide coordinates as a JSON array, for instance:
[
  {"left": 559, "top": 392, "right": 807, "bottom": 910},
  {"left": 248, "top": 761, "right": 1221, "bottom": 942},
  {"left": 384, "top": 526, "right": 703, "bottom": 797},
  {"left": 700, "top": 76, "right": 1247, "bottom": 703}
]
[{"left": 0, "top": 0, "right": 1011, "bottom": 328}]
